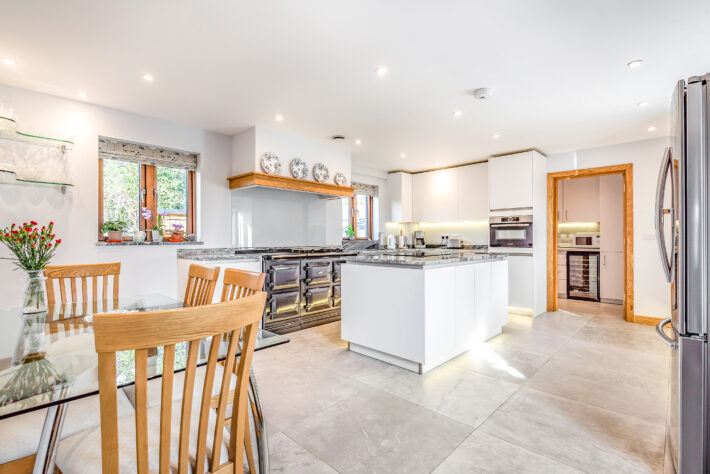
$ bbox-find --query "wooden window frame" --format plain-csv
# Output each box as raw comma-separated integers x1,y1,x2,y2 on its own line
346,193,373,240
98,158,195,240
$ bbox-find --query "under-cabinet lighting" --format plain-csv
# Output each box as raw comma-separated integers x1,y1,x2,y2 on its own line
557,222,599,228
418,220,489,227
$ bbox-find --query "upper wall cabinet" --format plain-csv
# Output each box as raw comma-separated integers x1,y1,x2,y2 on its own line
560,176,599,222
488,152,534,210
457,162,488,221
386,171,413,222
412,168,459,222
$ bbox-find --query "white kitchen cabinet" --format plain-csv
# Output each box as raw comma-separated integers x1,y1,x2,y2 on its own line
600,250,624,302
386,171,413,223
491,259,509,326
412,168,458,222
562,176,599,222
599,174,624,252
489,152,533,211
457,162,488,221
507,255,534,313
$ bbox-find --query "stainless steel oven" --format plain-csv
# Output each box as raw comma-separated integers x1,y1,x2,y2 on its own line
489,215,533,249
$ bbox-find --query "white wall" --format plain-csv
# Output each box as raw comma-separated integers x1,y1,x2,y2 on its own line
232,126,351,184
547,136,671,318
0,83,233,307
231,187,341,247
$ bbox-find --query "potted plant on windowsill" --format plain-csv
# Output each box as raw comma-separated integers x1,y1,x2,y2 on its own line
170,223,184,242
101,220,128,242
346,225,356,240
141,208,164,243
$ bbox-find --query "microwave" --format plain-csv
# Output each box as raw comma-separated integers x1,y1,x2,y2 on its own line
572,233,600,248
489,215,533,248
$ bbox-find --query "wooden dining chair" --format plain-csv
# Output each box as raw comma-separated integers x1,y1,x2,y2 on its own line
44,262,121,338
55,293,267,474
216,268,266,473
184,264,221,307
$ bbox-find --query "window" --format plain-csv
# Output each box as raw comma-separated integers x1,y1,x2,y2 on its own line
99,160,195,237
98,137,198,240
342,193,373,239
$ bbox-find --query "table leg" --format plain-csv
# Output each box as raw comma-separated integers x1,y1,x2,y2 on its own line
248,369,269,474
33,386,68,474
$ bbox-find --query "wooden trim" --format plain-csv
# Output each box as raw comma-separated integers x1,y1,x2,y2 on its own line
367,195,374,239
98,158,104,240
547,164,635,322
188,170,196,235
633,314,664,326
142,164,157,231
227,172,354,198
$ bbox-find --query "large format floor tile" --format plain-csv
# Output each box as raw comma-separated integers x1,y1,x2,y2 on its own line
284,387,473,474
432,430,583,474
357,363,519,428
448,341,551,384
480,388,666,473
268,431,336,473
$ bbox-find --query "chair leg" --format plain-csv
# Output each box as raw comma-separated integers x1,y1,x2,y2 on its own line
244,413,256,474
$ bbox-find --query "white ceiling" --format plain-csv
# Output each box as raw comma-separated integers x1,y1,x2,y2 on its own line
0,0,708,172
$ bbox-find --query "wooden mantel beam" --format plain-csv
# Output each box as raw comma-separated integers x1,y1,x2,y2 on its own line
227,172,355,198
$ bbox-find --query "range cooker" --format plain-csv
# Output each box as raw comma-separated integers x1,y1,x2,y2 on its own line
261,248,358,334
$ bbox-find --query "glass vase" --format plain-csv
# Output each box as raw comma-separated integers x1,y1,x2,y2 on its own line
22,270,47,314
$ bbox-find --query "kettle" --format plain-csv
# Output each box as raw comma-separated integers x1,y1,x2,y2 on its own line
386,234,397,249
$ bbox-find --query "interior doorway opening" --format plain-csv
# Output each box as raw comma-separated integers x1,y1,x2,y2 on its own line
547,164,635,322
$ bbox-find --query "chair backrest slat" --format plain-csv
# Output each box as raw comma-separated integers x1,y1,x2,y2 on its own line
134,348,149,474
210,331,240,471
44,263,121,315
178,340,199,474
184,264,220,307
228,322,259,464
194,336,221,474
159,344,175,474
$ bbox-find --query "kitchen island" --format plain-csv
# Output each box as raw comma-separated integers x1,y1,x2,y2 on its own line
341,252,508,374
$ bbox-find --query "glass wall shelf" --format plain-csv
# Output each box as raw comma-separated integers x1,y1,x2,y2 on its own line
0,169,73,193
0,116,74,150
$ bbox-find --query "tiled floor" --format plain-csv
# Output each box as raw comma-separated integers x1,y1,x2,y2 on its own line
252,300,671,473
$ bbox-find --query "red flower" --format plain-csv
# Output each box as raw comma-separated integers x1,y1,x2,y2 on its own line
22,223,27,226
51,234,55,238
31,244,36,248
11,230,17,234
24,227,32,232
49,221,54,226
41,226,45,231
55,239,62,245
46,244,51,248
30,221,37,226
4,233,8,238
41,236,46,240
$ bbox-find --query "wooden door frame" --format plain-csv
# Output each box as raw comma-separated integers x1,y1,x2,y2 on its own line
547,164,635,322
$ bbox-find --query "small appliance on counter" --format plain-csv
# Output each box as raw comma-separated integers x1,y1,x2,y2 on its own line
572,233,600,248
446,238,461,249
413,230,426,249
386,234,397,249
440,235,449,247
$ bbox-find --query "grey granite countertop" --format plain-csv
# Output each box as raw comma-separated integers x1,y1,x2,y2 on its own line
345,250,506,268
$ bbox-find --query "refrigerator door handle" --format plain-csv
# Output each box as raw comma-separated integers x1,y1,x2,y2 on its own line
654,147,676,283
655,317,679,349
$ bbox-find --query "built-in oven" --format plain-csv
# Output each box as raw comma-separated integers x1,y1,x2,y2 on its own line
489,215,533,249
263,258,301,330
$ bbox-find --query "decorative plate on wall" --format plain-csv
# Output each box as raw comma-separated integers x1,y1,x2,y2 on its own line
260,152,281,175
313,163,329,183
290,158,308,179
334,172,347,186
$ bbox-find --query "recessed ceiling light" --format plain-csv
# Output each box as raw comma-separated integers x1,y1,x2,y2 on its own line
375,66,388,77
275,114,284,122
142,73,154,82
2,58,16,67
627,59,643,68
355,139,362,145
637,101,649,107
648,126,657,132
452,110,463,118
400,153,406,158
492,133,501,139
76,92,87,100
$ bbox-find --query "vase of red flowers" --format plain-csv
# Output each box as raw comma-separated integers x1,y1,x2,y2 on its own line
0,221,62,314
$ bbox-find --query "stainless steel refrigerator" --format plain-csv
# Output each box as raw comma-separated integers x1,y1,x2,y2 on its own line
655,75,709,473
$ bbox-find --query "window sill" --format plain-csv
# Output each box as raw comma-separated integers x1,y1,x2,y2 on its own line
96,241,204,247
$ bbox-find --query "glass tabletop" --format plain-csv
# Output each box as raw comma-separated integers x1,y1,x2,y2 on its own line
0,294,288,420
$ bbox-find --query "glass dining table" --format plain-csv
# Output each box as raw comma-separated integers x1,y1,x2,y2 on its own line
0,293,288,474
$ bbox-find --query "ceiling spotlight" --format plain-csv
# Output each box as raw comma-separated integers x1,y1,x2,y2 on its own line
275,114,284,122
2,58,16,67
375,66,388,77
452,110,463,118
648,126,657,132
76,92,87,100
627,59,643,68
492,133,501,139
637,101,649,107
355,139,362,145
400,153,406,158
142,73,154,82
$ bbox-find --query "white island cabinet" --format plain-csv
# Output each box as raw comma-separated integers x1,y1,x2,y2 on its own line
341,254,508,374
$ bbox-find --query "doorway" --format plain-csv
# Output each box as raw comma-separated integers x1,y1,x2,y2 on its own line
547,164,634,322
